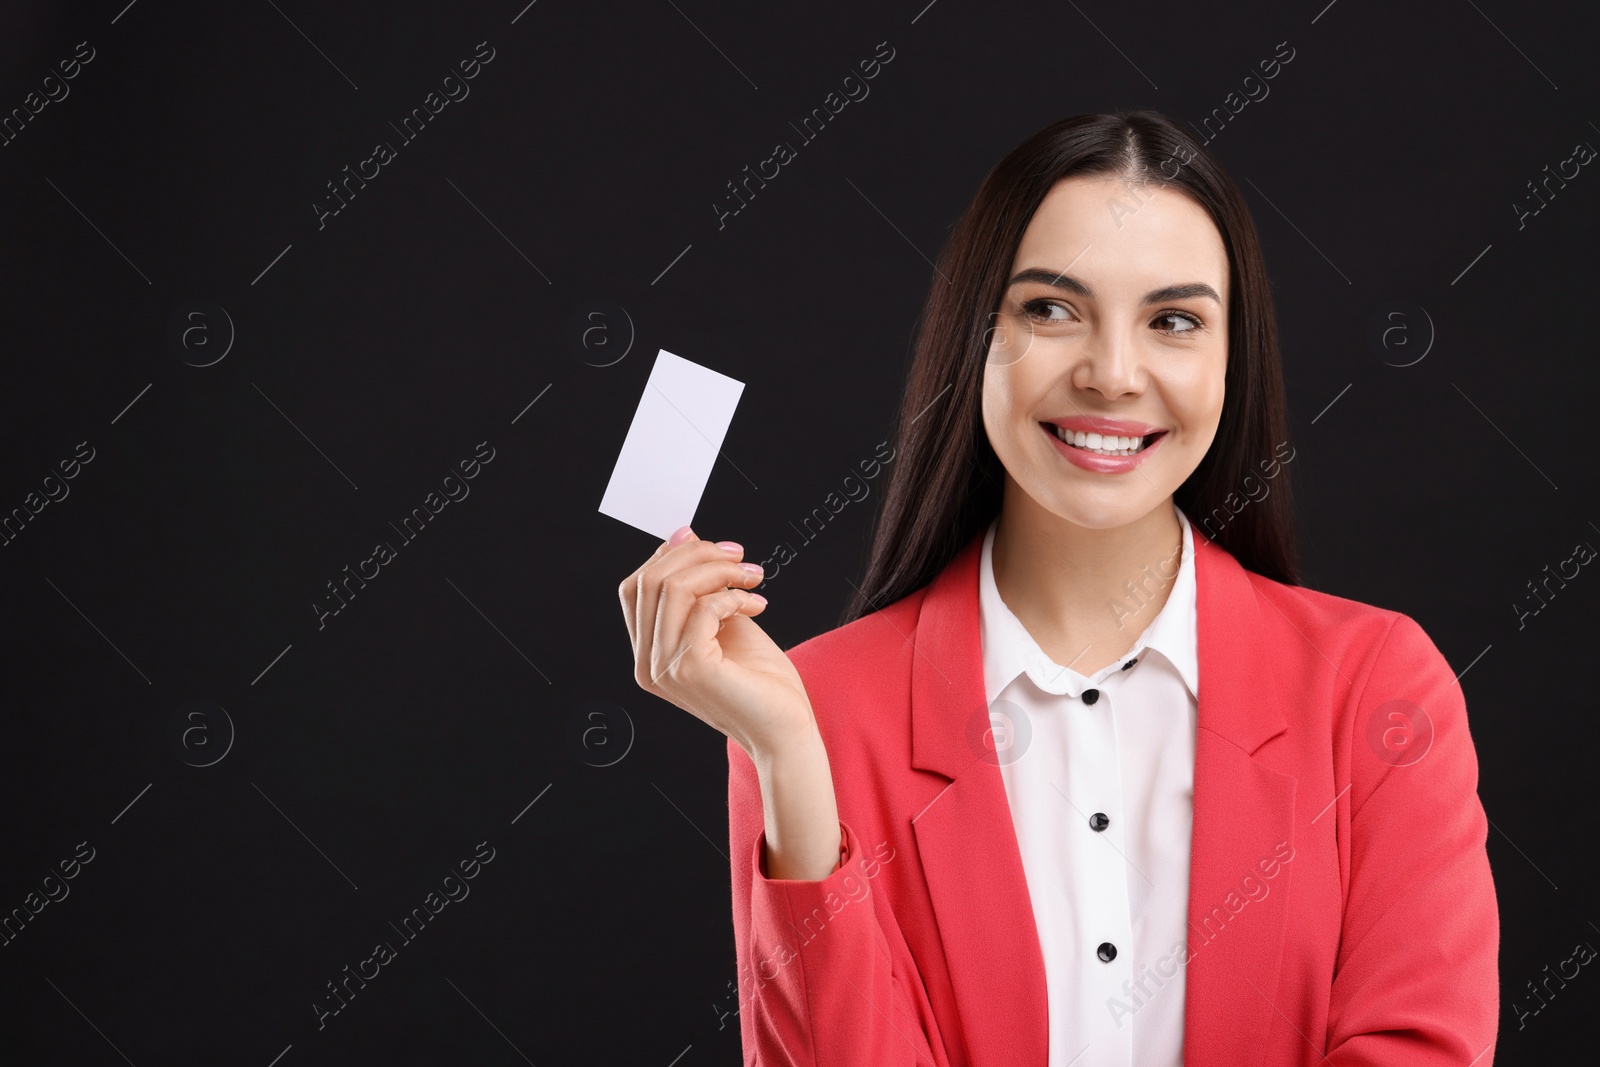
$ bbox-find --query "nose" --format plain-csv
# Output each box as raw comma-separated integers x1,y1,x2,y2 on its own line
1070,319,1144,401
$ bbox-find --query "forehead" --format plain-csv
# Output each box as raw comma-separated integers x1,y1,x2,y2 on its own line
1011,175,1229,299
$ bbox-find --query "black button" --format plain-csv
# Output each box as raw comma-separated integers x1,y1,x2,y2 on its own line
1097,942,1117,962
1121,659,1137,671
1089,812,1110,832
1082,688,1100,705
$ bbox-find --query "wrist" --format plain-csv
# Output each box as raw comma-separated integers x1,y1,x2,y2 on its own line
742,706,823,767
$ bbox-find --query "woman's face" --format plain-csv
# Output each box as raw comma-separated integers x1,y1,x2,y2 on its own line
981,174,1230,530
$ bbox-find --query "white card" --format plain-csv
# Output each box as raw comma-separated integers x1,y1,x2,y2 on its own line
599,348,746,541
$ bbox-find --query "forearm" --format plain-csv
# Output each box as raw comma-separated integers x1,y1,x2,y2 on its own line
751,723,842,882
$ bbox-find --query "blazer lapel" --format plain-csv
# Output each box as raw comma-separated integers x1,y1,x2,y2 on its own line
1181,529,1297,1066
905,523,1297,1067
909,529,1050,1065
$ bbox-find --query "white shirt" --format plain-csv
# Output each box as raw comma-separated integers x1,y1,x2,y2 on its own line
977,502,1199,1067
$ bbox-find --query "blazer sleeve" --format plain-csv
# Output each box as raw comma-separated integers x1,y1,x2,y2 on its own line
726,736,942,1066
1326,612,1500,1064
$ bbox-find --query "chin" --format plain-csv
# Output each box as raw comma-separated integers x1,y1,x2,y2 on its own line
1035,489,1161,531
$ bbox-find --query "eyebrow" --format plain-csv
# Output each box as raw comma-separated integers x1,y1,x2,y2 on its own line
1006,268,1223,307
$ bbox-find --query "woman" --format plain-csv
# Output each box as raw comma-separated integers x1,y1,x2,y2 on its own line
618,110,1499,1066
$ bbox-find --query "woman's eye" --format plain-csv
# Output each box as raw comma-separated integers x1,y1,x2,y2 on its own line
1021,298,1071,323
1154,311,1202,335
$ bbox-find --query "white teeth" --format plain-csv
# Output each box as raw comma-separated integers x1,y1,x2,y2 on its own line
1052,424,1152,456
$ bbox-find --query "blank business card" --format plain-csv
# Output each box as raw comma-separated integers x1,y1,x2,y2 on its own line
599,348,746,541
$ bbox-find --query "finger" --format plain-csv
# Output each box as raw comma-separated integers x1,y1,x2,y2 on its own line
621,555,658,649
637,534,743,649
680,585,766,657
637,535,709,661
660,585,767,686
620,530,688,632
623,527,714,663
650,556,764,683
650,555,762,682
632,534,740,685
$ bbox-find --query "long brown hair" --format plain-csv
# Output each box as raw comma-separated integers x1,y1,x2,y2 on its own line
841,109,1299,627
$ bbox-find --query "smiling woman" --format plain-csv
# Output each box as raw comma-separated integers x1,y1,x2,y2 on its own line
618,108,1500,1067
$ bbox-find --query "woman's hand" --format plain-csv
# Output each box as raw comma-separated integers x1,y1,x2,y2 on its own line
619,526,815,759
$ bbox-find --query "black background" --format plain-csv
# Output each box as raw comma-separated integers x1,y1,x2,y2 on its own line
1,0,1596,1063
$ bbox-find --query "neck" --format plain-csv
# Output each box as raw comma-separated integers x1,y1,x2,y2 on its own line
990,477,1184,675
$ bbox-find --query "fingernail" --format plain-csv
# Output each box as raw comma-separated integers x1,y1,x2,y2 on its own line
668,525,694,545
749,592,767,604
739,561,762,574
716,541,743,554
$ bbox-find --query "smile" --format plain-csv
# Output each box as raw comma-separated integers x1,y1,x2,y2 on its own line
1039,421,1168,474
1046,423,1161,457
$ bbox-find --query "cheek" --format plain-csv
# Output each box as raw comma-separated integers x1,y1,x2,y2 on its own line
1205,363,1227,423
988,311,1057,371
980,368,1036,464
1171,353,1227,429
984,362,1043,434
989,317,1029,364
979,374,1006,447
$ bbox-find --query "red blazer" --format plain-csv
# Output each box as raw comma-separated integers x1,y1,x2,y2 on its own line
726,522,1499,1066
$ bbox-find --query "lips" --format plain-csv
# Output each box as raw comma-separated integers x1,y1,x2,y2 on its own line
1042,415,1164,437
1040,419,1168,474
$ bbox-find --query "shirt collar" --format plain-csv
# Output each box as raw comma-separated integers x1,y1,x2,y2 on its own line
977,502,1200,705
